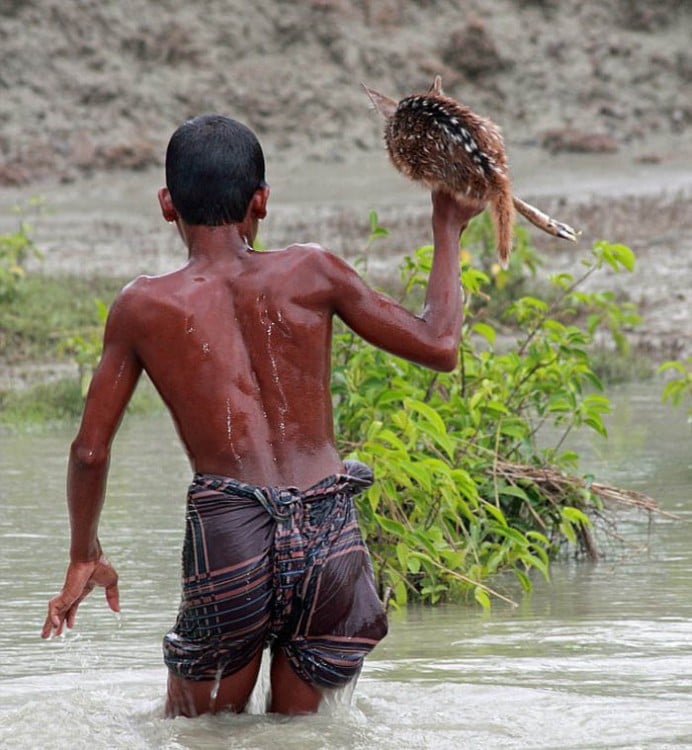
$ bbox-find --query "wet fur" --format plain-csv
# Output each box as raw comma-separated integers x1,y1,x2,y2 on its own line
364,76,579,267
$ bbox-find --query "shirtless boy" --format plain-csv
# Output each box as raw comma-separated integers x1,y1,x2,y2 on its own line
42,114,482,716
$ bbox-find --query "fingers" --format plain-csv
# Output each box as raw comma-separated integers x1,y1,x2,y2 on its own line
41,581,116,639
65,597,84,630
41,618,60,639
432,189,485,228
105,580,121,614
41,560,102,639
93,557,120,612
41,605,61,639
41,593,74,639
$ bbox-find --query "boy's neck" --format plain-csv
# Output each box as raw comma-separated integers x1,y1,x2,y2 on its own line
183,222,254,261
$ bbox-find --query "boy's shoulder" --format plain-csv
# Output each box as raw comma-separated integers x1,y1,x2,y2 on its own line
109,271,178,318
116,272,167,301
275,242,354,274
272,241,328,258
256,242,346,276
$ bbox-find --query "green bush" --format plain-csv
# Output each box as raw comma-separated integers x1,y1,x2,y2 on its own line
333,217,642,608
0,275,125,363
0,374,163,426
58,299,109,395
0,379,84,424
0,198,44,302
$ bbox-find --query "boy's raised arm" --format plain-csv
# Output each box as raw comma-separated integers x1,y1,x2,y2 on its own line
330,190,484,370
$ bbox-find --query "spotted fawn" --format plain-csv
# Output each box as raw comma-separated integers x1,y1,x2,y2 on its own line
363,75,579,267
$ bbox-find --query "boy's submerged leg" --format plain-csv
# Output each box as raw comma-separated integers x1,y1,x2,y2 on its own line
165,650,263,717
269,649,322,714
165,649,322,716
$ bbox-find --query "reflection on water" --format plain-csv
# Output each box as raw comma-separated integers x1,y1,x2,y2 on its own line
1,381,690,749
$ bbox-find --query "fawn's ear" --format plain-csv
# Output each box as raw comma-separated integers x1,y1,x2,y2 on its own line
430,75,444,96
362,83,398,119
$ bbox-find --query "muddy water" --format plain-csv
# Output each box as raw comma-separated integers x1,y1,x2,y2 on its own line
1,380,690,749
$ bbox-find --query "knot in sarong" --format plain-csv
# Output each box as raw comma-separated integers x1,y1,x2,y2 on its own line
251,460,374,637
250,459,374,522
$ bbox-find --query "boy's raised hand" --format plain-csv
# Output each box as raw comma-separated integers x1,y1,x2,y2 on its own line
431,189,485,237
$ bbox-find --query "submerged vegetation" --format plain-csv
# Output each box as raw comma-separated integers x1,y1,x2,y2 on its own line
660,357,692,416
0,207,683,607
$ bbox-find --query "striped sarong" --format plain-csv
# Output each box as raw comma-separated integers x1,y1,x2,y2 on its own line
162,460,388,688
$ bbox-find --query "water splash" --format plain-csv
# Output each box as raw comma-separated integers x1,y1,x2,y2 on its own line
113,359,127,391
225,398,243,468
321,677,359,712
210,664,224,704
245,649,272,714
225,398,232,444
274,309,291,338
260,308,288,441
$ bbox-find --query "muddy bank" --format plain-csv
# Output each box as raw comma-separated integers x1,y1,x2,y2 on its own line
0,0,691,186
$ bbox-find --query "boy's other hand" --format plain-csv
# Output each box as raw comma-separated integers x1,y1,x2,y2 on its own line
41,556,120,638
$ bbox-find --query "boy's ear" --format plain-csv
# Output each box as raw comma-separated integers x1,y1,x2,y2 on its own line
251,184,270,220
158,187,178,223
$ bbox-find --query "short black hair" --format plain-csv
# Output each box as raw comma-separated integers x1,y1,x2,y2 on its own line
165,114,266,226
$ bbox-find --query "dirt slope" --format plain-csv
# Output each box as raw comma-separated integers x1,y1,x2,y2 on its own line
0,0,690,184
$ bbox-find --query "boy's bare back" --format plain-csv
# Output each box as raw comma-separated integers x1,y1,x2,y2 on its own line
105,203,471,491
114,241,346,490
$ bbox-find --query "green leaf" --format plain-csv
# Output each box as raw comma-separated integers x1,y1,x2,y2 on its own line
394,579,408,606
497,484,530,502
474,586,491,610
396,542,408,569
366,483,381,513
492,524,529,546
404,397,447,436
375,514,407,537
480,499,509,525
374,428,409,454
472,322,496,345
514,569,533,593
562,506,592,526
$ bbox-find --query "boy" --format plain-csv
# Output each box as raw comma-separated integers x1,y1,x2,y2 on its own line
42,113,482,716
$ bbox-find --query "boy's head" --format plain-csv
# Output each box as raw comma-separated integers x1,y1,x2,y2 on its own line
165,114,266,226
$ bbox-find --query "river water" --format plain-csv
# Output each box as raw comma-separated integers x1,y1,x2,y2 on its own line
0,380,690,749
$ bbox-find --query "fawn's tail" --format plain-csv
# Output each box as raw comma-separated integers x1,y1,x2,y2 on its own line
489,179,515,268
513,196,580,242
